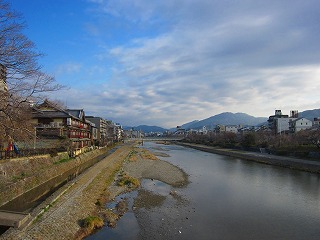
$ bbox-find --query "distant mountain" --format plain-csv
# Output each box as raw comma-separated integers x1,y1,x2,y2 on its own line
124,109,320,134
181,120,199,129
300,109,320,120
168,120,199,132
123,125,168,133
181,112,268,130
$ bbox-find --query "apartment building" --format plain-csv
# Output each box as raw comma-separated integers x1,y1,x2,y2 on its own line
86,116,108,146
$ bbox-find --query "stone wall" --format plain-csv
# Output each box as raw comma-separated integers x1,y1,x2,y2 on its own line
0,147,109,207
177,142,320,174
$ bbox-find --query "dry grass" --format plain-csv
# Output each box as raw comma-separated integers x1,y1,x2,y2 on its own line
75,216,104,239
102,209,119,228
117,172,140,188
127,148,139,162
140,149,159,160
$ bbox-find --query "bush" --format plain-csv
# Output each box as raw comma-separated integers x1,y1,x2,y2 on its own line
117,173,140,188
82,216,104,231
241,133,256,148
49,149,58,157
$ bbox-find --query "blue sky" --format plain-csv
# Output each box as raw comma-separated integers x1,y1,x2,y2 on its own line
9,0,320,128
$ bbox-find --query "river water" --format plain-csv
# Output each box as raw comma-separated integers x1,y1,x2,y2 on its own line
88,142,320,240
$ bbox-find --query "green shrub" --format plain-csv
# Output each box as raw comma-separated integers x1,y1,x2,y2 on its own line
82,216,104,231
117,174,140,188
53,157,73,164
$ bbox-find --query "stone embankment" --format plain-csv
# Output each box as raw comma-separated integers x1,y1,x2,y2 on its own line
1,144,131,240
0,146,111,207
177,142,320,173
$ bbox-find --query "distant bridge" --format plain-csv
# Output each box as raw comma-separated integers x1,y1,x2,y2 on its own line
125,137,185,142
142,137,185,141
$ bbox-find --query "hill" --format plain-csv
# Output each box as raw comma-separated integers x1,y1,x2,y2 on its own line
181,112,267,130
300,109,320,120
124,109,320,133
123,125,168,133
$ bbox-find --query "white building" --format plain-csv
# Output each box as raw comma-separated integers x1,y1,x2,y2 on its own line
289,118,313,133
198,126,208,135
268,110,298,134
313,118,320,126
225,125,238,133
276,118,296,134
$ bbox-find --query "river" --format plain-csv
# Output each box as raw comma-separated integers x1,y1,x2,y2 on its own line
88,142,320,240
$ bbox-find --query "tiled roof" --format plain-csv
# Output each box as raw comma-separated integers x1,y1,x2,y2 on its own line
66,109,84,120
32,110,70,118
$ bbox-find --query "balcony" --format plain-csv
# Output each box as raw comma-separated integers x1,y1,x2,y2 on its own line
37,122,64,128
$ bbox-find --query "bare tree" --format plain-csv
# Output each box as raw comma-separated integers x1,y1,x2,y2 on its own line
0,0,63,148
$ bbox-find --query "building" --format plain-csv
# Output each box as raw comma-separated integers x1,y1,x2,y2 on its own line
105,120,115,144
126,129,143,138
86,116,108,146
313,118,320,126
112,123,123,142
215,124,226,133
32,100,92,156
86,119,98,146
175,126,186,135
268,110,298,134
289,118,313,133
225,125,239,133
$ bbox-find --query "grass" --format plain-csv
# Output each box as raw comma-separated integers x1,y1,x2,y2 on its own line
11,172,29,182
117,173,140,188
82,216,104,231
53,157,73,165
33,203,54,223
75,215,104,239
140,149,159,160
103,209,119,228
127,149,139,161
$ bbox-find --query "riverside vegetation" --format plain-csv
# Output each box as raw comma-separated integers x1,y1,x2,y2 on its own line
183,130,320,158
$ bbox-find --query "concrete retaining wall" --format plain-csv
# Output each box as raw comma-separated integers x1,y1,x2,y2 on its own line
0,147,110,207
177,142,320,174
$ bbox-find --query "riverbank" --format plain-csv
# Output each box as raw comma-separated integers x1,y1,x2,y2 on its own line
177,142,320,174
0,142,188,240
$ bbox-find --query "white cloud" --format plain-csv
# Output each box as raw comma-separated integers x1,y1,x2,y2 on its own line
55,0,320,127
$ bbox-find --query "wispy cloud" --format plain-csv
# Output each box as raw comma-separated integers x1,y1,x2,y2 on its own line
56,0,320,127
55,62,82,75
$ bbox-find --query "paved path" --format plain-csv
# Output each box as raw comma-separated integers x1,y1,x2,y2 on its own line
178,142,320,173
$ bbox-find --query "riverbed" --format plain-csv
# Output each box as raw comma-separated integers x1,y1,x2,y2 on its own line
88,141,320,240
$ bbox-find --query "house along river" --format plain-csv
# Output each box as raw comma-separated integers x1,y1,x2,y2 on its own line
87,142,320,240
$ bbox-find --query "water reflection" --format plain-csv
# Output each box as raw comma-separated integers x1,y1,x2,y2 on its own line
89,142,320,240
86,191,139,240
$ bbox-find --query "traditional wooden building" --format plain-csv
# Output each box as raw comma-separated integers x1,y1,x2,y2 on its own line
32,100,92,156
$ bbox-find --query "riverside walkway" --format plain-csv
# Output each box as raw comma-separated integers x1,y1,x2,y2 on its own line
178,142,320,174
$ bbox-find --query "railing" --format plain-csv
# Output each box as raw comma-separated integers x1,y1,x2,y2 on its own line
37,122,64,128
0,148,64,160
